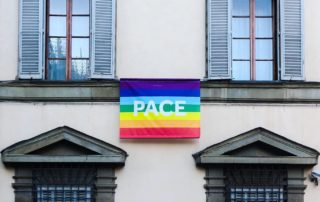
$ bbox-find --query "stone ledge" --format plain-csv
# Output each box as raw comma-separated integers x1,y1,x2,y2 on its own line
2,80,320,103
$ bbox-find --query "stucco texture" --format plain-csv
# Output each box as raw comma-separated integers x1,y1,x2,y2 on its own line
0,102,320,202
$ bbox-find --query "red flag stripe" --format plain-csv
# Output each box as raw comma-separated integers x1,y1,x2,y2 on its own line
120,128,200,139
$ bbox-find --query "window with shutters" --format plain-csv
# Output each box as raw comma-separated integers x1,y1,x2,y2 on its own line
207,0,304,81
19,0,115,80
47,0,91,80
232,0,277,81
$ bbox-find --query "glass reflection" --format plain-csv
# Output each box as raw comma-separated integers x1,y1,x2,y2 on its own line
232,39,250,59
49,38,66,58
49,17,66,36
256,18,273,38
256,0,272,16
72,38,89,58
72,0,90,14
50,0,66,14
232,61,250,80
232,18,250,38
233,0,249,16
256,39,273,59
256,61,273,80
48,60,66,80
72,17,89,36
72,60,90,80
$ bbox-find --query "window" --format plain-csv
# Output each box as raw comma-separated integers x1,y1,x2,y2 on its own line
2,126,128,202
232,0,276,81
193,127,319,202
207,0,304,81
47,0,90,80
33,164,96,202
18,0,115,80
225,165,287,202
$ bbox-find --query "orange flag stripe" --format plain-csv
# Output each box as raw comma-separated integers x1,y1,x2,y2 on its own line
120,120,200,128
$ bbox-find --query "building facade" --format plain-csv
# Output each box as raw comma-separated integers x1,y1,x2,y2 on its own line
1,0,320,201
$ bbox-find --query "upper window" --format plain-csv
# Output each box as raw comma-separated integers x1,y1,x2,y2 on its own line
47,0,90,80
207,0,304,81
18,0,115,80
232,0,276,81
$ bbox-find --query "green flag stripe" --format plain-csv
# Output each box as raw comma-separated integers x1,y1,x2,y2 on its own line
120,104,200,112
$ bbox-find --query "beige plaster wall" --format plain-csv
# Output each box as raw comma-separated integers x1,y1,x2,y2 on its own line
1,0,320,81
0,0,18,80
0,102,320,202
304,0,320,81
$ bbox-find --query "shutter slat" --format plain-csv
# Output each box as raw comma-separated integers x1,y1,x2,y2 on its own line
19,0,43,79
91,0,115,79
207,0,231,79
281,0,304,80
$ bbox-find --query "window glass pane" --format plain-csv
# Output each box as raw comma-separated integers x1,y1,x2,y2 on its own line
72,0,90,14
49,38,66,58
256,18,273,38
233,0,249,16
256,0,272,16
72,60,90,80
50,0,66,14
232,18,250,38
256,61,273,80
232,39,250,59
72,17,90,36
49,17,66,36
48,60,66,80
232,61,250,80
72,38,89,58
256,39,273,59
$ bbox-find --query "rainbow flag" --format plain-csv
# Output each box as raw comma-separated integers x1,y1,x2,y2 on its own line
120,79,200,138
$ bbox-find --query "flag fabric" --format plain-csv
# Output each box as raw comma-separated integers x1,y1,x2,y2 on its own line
120,79,200,138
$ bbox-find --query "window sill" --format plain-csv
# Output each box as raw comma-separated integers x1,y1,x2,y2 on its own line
1,80,320,103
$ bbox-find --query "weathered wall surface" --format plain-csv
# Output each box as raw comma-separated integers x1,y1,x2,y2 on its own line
0,102,319,202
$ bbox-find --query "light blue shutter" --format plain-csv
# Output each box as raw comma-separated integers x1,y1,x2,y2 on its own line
19,0,44,79
207,0,232,79
280,0,304,80
91,0,115,79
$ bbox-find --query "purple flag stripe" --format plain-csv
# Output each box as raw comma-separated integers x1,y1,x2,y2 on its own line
120,80,200,89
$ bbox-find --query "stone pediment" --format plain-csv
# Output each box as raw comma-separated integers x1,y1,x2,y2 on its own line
193,127,319,165
2,126,128,165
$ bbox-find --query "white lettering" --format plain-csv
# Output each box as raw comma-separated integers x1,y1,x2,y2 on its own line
159,100,173,116
133,101,145,116
175,101,186,116
144,100,159,116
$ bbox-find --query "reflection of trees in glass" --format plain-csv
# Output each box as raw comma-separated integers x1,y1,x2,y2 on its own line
71,47,90,80
48,38,66,80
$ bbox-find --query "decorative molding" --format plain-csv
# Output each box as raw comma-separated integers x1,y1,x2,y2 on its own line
1,126,128,165
3,80,320,103
193,127,319,166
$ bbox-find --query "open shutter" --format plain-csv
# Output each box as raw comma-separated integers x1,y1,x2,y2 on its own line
91,0,115,79
19,0,44,79
207,0,231,79
280,0,304,80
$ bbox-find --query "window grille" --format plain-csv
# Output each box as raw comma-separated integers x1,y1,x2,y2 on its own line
32,164,96,202
225,165,287,202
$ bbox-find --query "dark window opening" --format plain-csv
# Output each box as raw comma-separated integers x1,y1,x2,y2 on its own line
32,164,97,202
224,165,287,202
